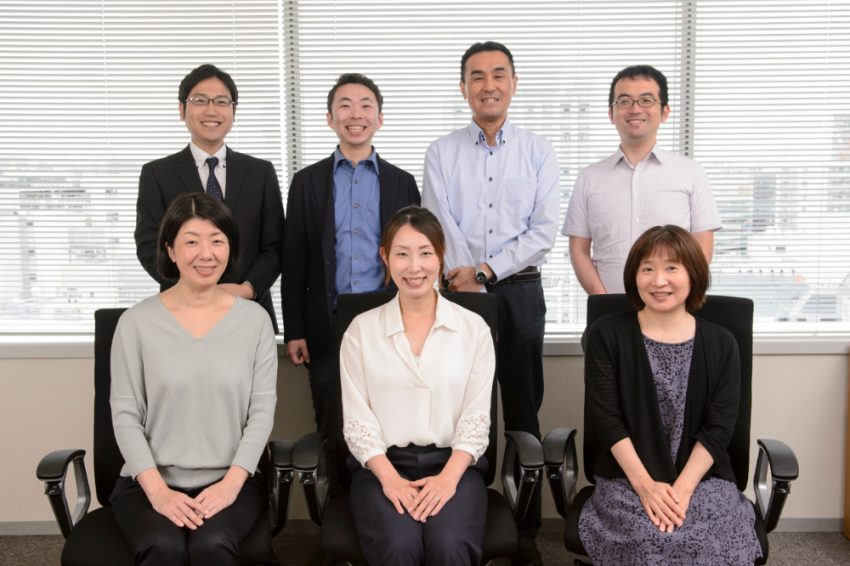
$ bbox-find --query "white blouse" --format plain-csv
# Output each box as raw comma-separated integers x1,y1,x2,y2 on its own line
340,292,495,466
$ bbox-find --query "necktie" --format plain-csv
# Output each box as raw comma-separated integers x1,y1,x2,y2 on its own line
206,157,223,200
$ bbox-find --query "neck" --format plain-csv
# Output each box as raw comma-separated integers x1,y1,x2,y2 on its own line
192,139,225,156
398,289,438,318
339,144,373,167
474,117,507,147
637,306,694,341
619,138,655,167
166,280,224,308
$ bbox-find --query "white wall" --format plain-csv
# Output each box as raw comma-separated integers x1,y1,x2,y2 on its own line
1,351,846,533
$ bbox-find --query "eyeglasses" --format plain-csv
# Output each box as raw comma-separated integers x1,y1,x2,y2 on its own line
612,96,660,109
185,95,236,107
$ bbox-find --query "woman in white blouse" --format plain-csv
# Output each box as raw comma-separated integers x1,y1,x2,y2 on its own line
340,206,495,565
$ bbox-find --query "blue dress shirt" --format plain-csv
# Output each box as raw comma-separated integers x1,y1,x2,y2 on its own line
333,147,383,295
422,120,560,280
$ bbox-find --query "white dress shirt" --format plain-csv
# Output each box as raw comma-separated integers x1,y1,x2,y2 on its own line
340,292,495,466
422,120,560,280
563,146,721,293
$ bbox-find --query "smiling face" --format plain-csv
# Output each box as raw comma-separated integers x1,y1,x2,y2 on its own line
180,77,234,153
461,50,517,127
381,224,441,301
167,217,230,289
609,76,669,146
635,248,691,315
327,82,383,156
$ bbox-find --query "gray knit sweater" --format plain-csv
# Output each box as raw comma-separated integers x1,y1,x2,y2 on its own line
110,295,277,489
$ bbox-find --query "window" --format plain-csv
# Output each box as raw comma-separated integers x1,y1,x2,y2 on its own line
2,0,848,337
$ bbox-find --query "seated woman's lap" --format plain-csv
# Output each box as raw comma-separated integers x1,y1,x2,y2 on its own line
348,446,488,566
110,475,266,566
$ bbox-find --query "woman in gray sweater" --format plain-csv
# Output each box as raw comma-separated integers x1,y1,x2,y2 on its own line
109,193,277,565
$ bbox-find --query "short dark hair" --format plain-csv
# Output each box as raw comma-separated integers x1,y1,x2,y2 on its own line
179,64,239,108
623,225,710,313
157,192,240,281
460,41,515,82
608,64,669,108
380,206,446,286
327,73,384,113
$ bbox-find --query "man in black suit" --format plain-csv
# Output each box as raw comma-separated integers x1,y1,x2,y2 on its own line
135,64,284,330
283,73,419,490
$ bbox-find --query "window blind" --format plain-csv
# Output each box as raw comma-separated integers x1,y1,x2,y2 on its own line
1,0,848,337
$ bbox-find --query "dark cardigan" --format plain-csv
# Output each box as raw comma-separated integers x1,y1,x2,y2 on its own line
583,310,740,485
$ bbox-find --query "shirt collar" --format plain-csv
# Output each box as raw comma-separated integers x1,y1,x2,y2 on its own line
333,146,380,174
383,292,460,337
189,142,227,169
467,118,512,148
611,143,663,169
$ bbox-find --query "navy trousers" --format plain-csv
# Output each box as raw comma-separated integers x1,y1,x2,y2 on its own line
348,446,488,566
486,278,546,537
305,343,348,495
110,474,266,566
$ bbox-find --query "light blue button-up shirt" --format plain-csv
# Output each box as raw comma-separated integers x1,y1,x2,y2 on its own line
333,147,383,295
422,119,560,280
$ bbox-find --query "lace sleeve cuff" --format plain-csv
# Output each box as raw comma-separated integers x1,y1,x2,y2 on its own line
343,418,387,465
452,410,491,462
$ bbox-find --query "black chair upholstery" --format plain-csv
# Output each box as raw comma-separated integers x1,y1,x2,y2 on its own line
543,294,799,565
293,291,544,564
36,308,295,566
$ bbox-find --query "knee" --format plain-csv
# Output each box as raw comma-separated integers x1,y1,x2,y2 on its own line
425,529,482,566
188,529,239,564
363,531,424,566
135,531,187,565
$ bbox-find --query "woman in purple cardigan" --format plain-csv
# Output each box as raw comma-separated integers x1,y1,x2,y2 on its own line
579,225,762,565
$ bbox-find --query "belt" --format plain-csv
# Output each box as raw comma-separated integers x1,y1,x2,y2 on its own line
490,266,541,286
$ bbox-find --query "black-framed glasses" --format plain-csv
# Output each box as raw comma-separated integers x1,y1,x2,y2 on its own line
185,95,236,107
612,96,659,109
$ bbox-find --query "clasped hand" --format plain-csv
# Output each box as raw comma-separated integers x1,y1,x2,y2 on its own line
380,472,459,522
635,480,691,533
149,479,241,529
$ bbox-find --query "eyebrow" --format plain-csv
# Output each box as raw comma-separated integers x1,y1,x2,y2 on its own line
337,96,374,104
616,92,657,98
470,67,509,76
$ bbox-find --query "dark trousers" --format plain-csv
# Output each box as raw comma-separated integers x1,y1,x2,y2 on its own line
487,278,546,537
348,446,488,566
110,474,266,566
305,346,348,494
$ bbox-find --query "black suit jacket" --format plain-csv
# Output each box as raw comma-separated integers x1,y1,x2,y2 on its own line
282,153,420,355
134,145,284,331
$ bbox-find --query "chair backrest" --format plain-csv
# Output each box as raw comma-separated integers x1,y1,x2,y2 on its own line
93,308,127,506
335,291,500,486
585,294,754,491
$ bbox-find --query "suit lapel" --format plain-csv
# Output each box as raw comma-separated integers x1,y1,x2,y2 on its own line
224,146,246,210
173,145,204,193
377,155,397,228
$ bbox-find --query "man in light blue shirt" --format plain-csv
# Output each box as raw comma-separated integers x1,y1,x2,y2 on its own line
283,74,420,493
422,41,559,565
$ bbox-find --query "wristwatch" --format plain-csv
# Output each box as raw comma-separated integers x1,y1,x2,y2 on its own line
475,265,494,285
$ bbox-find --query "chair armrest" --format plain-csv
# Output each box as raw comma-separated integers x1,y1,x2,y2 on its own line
542,428,578,519
501,431,544,522
293,432,328,525
754,438,799,533
268,440,295,535
35,449,91,539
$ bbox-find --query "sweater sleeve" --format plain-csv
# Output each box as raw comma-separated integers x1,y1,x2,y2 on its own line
231,311,278,474
451,317,495,462
110,312,157,479
584,319,631,451
694,327,740,465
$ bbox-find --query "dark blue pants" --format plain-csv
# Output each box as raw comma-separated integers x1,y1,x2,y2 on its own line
487,278,546,537
110,474,266,566
348,446,488,566
305,346,348,495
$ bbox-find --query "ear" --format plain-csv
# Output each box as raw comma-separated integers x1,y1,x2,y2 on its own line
608,107,614,123
511,73,518,94
166,244,177,263
379,246,388,267
326,111,333,129
661,104,671,123
459,80,468,100
179,102,186,120
376,112,384,130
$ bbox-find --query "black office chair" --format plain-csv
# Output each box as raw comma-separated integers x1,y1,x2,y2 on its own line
36,308,295,566
543,294,799,566
293,291,544,564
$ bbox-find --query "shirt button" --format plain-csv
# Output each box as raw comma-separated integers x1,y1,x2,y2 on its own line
489,151,493,156
489,177,493,182
353,281,358,286
354,179,359,184
489,203,493,208
489,254,494,259
489,229,493,234
353,228,359,234
353,255,359,260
